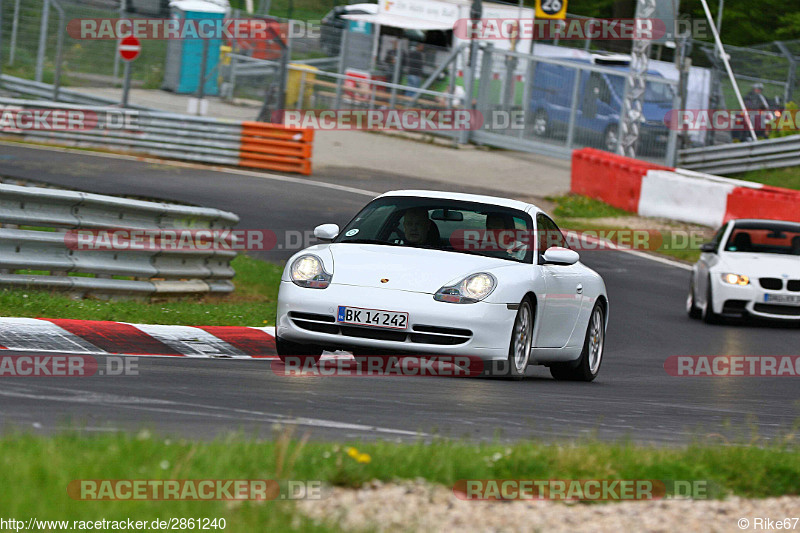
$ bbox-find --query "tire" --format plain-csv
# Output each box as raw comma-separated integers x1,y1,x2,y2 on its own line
550,302,605,382
485,297,533,379
530,109,549,138
687,276,702,319
702,278,721,325
276,336,323,366
603,125,619,152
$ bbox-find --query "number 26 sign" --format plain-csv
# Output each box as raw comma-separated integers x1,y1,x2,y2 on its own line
535,0,567,19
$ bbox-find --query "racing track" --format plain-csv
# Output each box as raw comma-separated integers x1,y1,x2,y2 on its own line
0,143,797,444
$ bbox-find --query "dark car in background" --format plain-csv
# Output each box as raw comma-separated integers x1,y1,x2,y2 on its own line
320,3,378,56
528,57,673,154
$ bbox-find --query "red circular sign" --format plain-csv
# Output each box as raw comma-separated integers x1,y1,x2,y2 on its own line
119,35,141,62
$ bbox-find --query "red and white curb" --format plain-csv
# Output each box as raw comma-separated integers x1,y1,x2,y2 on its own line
0,318,281,359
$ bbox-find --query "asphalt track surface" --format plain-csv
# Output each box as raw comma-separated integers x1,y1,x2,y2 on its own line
0,142,798,444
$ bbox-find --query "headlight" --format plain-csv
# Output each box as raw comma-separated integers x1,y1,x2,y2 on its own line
290,254,332,288
434,273,496,304
721,273,750,286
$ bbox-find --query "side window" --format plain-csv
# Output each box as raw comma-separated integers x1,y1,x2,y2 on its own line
586,73,611,104
597,78,611,104
710,223,728,247
537,214,567,253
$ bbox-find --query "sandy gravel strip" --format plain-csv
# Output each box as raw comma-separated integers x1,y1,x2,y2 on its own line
298,480,800,532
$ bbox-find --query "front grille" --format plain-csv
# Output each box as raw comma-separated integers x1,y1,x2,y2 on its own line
760,278,783,290
788,280,800,292
753,304,800,316
289,312,338,334
410,324,473,345
287,312,472,345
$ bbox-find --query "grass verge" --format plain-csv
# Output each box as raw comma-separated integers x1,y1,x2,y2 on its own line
731,166,800,191
0,255,283,327
558,219,704,263
1,429,799,528
547,194,633,219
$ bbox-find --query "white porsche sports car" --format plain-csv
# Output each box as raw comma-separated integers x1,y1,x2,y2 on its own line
276,190,609,381
688,219,800,323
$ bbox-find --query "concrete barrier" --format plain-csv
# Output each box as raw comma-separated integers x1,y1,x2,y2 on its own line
571,147,800,227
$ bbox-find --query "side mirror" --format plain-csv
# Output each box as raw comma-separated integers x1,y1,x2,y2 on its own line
542,247,580,265
314,224,339,241
700,242,717,253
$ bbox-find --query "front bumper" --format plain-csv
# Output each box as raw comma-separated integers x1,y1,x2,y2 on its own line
712,281,800,320
276,281,518,361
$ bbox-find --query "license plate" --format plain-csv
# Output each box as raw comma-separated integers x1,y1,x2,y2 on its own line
337,306,408,329
764,294,800,306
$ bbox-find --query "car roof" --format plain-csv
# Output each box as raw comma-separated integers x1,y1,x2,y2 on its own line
341,3,378,12
376,190,543,215
730,219,800,230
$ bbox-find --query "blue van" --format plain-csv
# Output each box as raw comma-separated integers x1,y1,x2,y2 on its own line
528,58,673,153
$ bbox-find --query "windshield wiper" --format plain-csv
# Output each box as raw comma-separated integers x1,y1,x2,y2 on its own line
338,238,398,246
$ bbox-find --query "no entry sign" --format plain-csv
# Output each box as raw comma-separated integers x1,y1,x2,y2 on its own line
119,35,141,61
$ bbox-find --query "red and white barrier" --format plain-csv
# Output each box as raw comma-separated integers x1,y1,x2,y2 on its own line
571,148,800,227
0,318,277,358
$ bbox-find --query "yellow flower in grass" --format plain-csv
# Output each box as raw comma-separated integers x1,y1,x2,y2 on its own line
345,447,371,463
356,453,371,464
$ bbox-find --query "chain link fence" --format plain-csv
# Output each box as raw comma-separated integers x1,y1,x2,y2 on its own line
4,2,796,161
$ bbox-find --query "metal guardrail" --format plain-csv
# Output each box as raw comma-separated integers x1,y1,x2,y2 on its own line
1,74,155,111
0,97,244,167
0,183,239,296
0,97,314,174
678,135,800,175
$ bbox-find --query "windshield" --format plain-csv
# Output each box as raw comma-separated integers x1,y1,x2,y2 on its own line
334,196,534,263
724,222,800,255
607,75,673,103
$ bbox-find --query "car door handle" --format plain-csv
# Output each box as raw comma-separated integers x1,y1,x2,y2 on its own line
576,284,583,294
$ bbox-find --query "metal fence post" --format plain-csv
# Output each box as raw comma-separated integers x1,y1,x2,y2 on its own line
519,56,535,139
665,90,680,167
35,0,51,83
0,0,4,79
51,0,65,101
296,69,306,110
476,44,493,115
775,41,796,104
197,39,210,103
334,29,348,111
389,46,402,109
565,65,582,149
228,54,238,102
9,0,20,66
